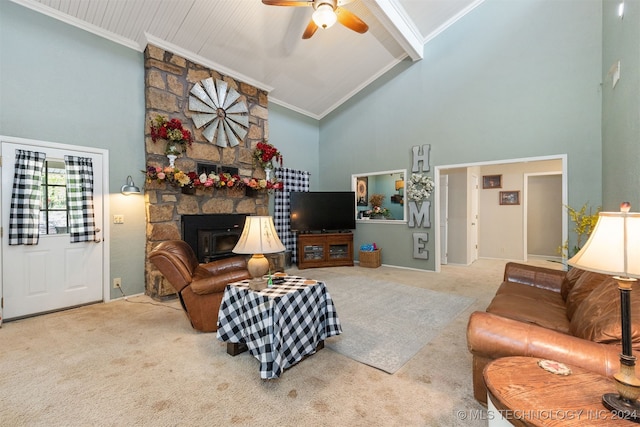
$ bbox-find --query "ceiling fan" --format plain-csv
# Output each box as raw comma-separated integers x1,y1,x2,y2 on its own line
262,0,369,39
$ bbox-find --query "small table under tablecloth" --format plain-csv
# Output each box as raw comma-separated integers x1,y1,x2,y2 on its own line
216,276,342,379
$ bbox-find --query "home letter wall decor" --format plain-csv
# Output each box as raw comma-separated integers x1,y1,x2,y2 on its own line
409,144,432,260
412,232,429,259
411,144,430,173
408,201,431,228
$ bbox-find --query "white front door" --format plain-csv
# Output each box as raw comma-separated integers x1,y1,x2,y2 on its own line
1,140,105,320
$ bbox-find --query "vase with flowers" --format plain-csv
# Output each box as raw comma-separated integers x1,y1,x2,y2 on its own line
253,141,282,181
150,115,193,166
367,194,391,219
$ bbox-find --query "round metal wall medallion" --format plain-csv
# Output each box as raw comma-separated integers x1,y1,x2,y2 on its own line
188,78,249,147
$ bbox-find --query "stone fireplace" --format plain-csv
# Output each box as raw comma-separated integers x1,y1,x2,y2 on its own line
144,45,270,300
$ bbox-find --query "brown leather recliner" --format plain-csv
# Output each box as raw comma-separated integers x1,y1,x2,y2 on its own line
148,240,251,332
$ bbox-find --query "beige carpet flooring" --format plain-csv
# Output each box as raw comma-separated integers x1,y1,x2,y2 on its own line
0,257,561,426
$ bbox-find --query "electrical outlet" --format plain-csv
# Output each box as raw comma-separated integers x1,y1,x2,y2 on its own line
113,215,124,224
113,278,122,289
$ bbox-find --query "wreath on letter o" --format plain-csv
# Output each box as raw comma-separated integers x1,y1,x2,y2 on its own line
406,174,435,202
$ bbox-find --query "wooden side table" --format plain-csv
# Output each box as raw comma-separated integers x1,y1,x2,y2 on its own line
484,356,638,426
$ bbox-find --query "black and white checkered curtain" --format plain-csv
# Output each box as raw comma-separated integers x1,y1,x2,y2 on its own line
9,150,46,245
274,167,310,263
65,155,96,243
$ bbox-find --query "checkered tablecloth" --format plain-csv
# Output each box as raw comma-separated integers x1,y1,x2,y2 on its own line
216,276,342,379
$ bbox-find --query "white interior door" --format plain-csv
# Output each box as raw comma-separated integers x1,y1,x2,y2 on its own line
1,140,105,320
470,174,479,263
439,174,448,265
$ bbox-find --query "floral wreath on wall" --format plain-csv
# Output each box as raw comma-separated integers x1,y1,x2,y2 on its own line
406,173,435,202
150,115,193,155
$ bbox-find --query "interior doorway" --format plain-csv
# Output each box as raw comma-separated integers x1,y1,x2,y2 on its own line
524,173,563,261
434,155,567,272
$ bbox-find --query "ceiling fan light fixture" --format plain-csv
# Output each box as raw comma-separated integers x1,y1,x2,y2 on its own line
312,4,337,29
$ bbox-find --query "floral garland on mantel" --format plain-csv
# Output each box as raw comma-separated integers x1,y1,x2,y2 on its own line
406,173,435,202
144,166,283,191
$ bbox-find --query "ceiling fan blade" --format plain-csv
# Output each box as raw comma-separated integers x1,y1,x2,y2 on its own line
302,19,319,39
262,0,312,6
335,6,368,34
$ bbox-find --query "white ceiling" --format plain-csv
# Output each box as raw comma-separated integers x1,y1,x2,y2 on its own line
12,0,483,119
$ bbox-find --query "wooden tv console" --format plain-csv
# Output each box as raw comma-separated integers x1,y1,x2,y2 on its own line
297,232,354,269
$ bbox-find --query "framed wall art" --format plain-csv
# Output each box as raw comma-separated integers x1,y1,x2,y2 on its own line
482,174,502,189
499,191,520,205
356,177,368,206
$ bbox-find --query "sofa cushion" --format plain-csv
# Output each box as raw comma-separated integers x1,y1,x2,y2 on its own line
495,281,566,309
570,278,640,350
561,267,586,302
486,292,570,333
565,271,610,320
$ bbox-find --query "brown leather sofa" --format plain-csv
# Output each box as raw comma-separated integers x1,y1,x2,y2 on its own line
149,240,251,332
467,262,640,404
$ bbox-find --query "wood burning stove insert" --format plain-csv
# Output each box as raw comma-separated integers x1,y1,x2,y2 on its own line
182,214,247,263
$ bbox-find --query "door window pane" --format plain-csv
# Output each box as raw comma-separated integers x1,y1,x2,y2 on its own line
40,160,68,234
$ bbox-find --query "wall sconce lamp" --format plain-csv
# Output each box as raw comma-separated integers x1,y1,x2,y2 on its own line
395,180,404,192
568,202,640,420
121,175,141,195
232,216,286,291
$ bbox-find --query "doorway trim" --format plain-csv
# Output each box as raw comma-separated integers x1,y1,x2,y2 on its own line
0,135,111,303
523,171,563,262
433,154,567,273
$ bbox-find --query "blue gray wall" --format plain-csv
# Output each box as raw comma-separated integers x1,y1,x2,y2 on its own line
602,0,640,210
0,1,146,298
3,0,629,278
319,0,603,270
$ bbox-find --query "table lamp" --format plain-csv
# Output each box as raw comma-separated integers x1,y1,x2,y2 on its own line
568,202,640,420
232,216,285,291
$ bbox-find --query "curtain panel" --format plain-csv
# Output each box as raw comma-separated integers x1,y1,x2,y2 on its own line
9,150,46,245
274,168,311,263
65,155,96,243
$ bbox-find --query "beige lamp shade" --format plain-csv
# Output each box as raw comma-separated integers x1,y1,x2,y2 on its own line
233,216,286,255
568,211,640,278
395,180,404,191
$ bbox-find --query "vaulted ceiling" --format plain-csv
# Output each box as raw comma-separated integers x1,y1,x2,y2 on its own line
12,0,483,119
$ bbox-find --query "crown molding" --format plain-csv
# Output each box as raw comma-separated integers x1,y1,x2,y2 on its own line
10,0,140,51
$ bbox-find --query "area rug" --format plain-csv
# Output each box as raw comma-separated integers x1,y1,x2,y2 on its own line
319,273,475,374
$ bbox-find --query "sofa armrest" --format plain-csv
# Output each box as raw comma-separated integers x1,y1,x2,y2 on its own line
503,262,566,293
190,270,252,295
201,255,248,275
467,311,624,378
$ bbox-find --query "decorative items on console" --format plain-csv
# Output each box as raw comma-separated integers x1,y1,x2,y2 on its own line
366,194,391,219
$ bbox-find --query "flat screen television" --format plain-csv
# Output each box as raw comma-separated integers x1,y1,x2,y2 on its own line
289,191,356,232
